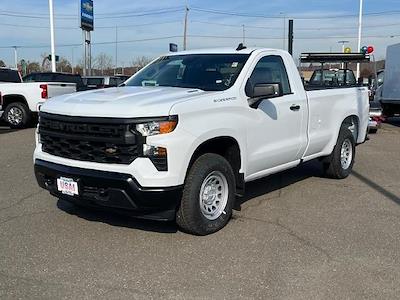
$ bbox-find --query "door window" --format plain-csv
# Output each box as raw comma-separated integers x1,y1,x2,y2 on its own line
246,55,291,96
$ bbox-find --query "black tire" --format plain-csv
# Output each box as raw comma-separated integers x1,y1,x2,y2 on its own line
176,153,236,235
4,102,31,129
368,128,378,134
324,128,356,179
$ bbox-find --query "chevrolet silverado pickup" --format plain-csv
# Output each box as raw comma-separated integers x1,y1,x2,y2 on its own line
34,47,369,235
0,81,76,128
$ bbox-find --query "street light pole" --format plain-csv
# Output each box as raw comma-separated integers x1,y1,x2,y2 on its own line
48,0,56,72
71,47,75,74
357,0,363,79
183,5,189,50
13,46,18,69
115,26,118,75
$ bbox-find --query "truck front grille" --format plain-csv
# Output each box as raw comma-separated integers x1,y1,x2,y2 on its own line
39,112,140,165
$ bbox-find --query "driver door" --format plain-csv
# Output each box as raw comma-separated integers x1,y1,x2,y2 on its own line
245,54,308,176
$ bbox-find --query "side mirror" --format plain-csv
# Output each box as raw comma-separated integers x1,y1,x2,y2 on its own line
247,82,283,108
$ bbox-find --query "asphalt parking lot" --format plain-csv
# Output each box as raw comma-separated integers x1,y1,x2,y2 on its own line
0,120,399,299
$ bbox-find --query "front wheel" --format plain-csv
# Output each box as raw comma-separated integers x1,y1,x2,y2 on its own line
4,102,31,129
324,128,356,179
176,153,236,235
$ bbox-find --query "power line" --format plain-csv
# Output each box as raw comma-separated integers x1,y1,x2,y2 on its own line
187,34,400,40
0,20,181,30
0,6,184,17
99,21,181,29
0,7,183,20
0,12,74,19
0,18,396,31
96,8,183,19
1,33,397,50
191,20,400,31
0,36,182,49
190,7,400,20
1,6,400,21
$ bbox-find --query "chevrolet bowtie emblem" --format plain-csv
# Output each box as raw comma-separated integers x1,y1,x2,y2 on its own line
105,147,117,155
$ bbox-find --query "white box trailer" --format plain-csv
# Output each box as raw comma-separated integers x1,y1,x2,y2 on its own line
381,43,400,116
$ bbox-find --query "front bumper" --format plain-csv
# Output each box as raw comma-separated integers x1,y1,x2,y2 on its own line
34,159,182,221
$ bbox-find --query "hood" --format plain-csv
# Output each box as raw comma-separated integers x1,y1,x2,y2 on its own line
41,86,211,118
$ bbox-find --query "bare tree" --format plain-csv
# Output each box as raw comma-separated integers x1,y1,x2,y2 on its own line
94,53,113,75
130,56,152,71
41,53,51,71
27,61,41,73
57,57,72,73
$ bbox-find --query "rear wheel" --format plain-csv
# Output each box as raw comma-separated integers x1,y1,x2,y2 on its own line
324,128,356,179
4,102,31,129
176,153,235,235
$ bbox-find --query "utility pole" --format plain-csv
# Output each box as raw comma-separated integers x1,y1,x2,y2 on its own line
356,0,363,79
48,0,56,72
183,5,189,50
13,46,18,69
115,26,118,75
242,24,245,44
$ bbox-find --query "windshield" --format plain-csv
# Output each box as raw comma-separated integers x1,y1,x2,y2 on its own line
125,54,250,91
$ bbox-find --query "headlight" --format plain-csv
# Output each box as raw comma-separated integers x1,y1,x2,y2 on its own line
135,116,178,136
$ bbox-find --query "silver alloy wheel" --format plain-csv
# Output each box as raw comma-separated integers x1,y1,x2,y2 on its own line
7,106,23,125
199,170,229,220
340,138,353,170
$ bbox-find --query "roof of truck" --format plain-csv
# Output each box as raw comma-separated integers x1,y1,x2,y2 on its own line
166,47,282,55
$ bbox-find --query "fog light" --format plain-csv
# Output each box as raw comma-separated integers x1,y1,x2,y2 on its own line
143,145,167,157
142,145,168,171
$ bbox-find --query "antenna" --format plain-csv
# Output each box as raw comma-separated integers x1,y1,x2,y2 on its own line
236,43,247,51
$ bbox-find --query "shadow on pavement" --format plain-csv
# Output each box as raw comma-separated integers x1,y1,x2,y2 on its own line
352,171,400,204
0,127,18,134
57,198,178,234
0,120,18,134
56,160,326,233
236,159,325,208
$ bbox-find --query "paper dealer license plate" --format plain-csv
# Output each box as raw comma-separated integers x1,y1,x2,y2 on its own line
57,177,79,196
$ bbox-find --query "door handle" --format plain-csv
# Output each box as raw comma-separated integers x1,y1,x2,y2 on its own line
290,104,301,111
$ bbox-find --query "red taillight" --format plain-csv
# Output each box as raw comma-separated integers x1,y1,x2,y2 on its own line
40,84,48,99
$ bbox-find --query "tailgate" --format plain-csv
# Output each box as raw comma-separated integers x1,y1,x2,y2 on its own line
47,82,76,98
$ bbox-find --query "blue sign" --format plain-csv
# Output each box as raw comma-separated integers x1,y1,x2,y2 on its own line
169,43,178,52
81,0,94,31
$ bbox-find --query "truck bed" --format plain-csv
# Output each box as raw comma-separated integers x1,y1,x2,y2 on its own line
303,86,369,158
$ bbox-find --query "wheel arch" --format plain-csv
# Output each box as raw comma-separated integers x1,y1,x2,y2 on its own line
186,136,244,195
321,114,361,158
2,94,29,109
341,114,360,142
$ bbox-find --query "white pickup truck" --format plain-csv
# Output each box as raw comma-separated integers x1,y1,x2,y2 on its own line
0,82,76,128
34,47,369,235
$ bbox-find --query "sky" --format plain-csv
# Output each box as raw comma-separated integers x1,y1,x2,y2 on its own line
0,0,399,67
